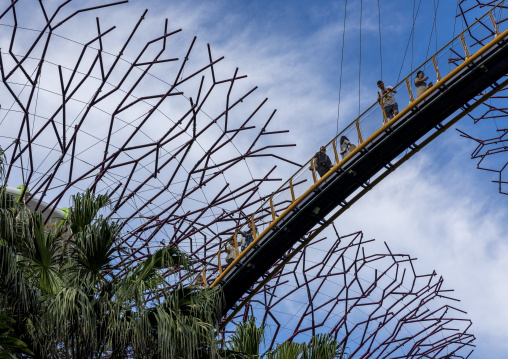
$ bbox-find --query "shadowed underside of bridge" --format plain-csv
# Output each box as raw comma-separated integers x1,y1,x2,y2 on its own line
216,30,508,315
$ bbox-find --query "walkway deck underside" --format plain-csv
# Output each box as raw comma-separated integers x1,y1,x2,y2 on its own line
219,34,508,313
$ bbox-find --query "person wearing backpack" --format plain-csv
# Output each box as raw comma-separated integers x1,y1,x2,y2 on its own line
311,146,333,177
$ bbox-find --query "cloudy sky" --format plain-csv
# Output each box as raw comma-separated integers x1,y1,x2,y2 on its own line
2,0,507,357
162,1,507,356
138,1,505,357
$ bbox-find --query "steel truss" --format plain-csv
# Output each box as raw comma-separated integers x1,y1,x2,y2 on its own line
0,1,477,358
224,229,475,358
0,0,297,279
457,0,508,194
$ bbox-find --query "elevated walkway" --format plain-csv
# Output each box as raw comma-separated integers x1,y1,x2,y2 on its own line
204,7,508,319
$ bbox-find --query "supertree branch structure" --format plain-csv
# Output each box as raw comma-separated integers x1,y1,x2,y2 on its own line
0,0,298,275
225,229,475,358
456,0,508,194
0,2,477,358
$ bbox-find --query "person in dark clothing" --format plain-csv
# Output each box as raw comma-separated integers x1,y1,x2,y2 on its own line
240,222,258,251
311,146,333,177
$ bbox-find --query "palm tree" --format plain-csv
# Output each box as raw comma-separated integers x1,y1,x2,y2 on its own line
0,186,223,358
0,314,34,358
224,316,346,359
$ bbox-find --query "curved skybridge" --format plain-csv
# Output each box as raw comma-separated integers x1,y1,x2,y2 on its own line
198,7,508,321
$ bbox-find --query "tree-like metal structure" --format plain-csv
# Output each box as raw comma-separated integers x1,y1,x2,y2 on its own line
0,0,298,279
456,0,508,194
224,228,475,358
0,1,476,358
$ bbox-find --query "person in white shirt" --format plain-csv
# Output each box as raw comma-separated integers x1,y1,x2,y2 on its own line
377,80,399,119
339,136,356,159
225,235,245,265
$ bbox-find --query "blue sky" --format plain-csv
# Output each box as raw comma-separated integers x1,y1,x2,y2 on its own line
1,0,507,357
152,1,506,357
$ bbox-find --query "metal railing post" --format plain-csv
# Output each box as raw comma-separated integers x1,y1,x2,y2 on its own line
269,195,276,221
250,214,257,239
218,251,223,274
432,55,441,81
355,119,364,143
406,78,415,102
460,34,471,58
332,141,340,164
289,177,296,202
379,98,388,124
489,10,500,36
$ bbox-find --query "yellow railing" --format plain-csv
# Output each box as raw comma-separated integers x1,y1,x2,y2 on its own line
204,4,507,288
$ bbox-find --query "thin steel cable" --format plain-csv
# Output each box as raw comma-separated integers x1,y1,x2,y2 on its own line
426,0,441,59
411,0,415,74
358,0,363,117
336,0,348,135
378,0,383,81
396,0,423,82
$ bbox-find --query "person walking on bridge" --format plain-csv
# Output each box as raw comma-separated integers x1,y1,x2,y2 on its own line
377,80,399,119
339,136,356,159
225,235,244,265
414,70,428,98
240,222,258,251
311,146,333,177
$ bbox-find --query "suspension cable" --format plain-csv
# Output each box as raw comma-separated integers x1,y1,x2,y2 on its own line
358,0,363,117
396,0,423,82
336,0,348,135
426,0,441,59
378,0,383,80
411,0,415,74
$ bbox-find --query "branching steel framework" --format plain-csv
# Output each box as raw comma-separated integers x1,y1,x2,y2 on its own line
457,0,508,194
0,1,478,358
221,229,475,358
0,0,299,278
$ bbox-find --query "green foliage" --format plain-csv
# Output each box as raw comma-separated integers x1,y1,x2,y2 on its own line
266,341,306,359
225,317,346,359
0,185,224,358
228,316,265,357
303,334,345,359
71,216,119,283
0,314,34,358
69,189,110,233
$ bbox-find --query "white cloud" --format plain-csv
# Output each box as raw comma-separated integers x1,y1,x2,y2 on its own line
3,1,507,356
336,143,508,354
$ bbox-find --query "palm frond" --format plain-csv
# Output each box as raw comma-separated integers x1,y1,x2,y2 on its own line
266,341,306,359
0,314,34,357
303,334,345,359
134,246,191,283
228,316,265,357
125,285,223,359
70,217,118,282
69,189,110,233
